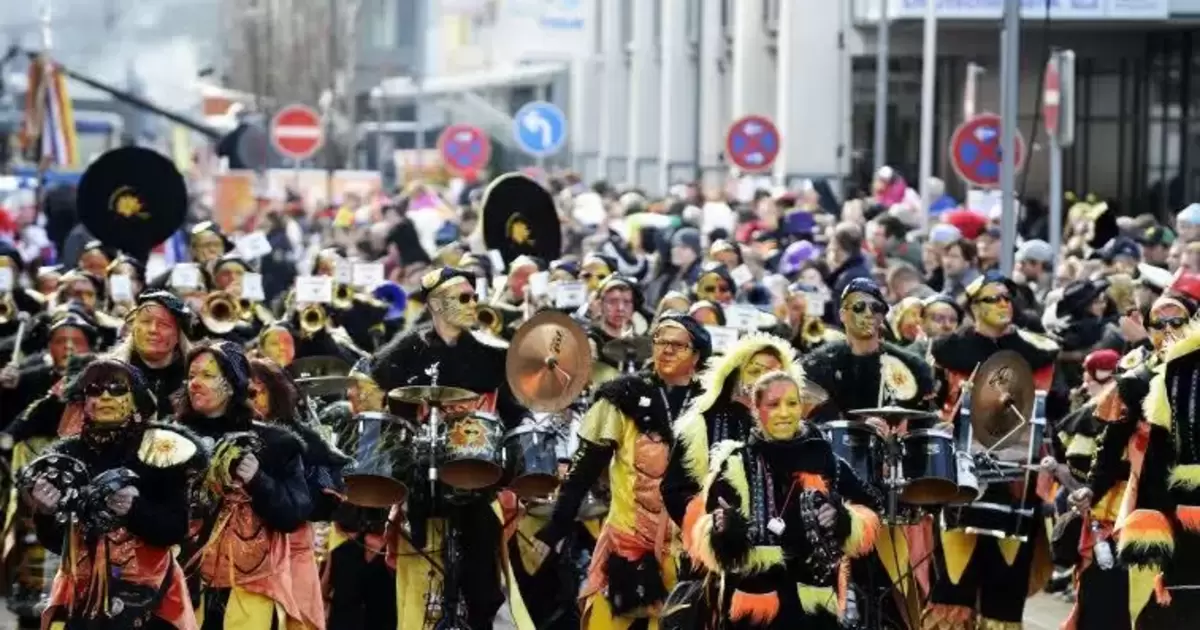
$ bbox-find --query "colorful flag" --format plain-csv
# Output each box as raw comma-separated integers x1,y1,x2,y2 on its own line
21,55,79,168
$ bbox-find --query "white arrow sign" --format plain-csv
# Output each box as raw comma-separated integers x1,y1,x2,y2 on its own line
512,101,567,157
522,112,552,148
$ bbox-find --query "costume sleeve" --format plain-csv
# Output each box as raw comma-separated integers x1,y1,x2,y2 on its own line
5,394,64,443
246,453,313,533
577,399,624,447
126,472,191,548
32,512,67,555
690,464,751,573
306,464,346,522
830,458,882,558
537,438,613,547
1088,418,1138,501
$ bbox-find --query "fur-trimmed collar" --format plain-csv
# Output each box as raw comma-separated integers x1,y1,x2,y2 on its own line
594,371,702,437
689,332,803,417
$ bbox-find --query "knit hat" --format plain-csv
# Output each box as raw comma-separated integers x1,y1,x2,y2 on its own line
655,312,712,364
185,339,251,402
135,290,195,338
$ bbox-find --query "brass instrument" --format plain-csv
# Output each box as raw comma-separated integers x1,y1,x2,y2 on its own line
801,316,825,345
477,305,504,336
332,284,356,310
200,291,242,335
300,303,328,336
0,293,14,325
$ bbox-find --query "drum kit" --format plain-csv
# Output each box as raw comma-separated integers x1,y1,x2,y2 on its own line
820,350,1047,538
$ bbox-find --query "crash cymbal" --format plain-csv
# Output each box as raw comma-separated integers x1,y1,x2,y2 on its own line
289,355,352,379
601,336,653,366
295,376,351,397
507,310,593,413
847,406,940,423
970,350,1035,449
387,385,479,406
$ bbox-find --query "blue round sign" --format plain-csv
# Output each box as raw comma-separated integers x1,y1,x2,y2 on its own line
513,101,567,157
437,124,491,176
725,115,780,172
949,113,1026,189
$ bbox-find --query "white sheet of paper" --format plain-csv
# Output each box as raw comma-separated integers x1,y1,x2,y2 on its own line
170,264,202,290
334,261,354,284
486,249,505,272
724,304,760,331
475,277,488,300
804,292,826,317
529,271,550,298
554,281,587,309
296,276,334,304
730,264,755,287
706,326,741,354
242,273,265,301
108,275,134,302
0,268,12,293
352,263,386,289
236,232,273,260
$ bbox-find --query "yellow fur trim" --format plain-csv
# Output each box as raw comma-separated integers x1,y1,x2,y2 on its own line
978,617,1022,630
673,408,711,486
841,503,880,558
1143,370,1172,430
1169,465,1200,492
1165,317,1200,363
1064,434,1097,458
686,332,803,421
796,584,838,616
704,440,750,518
688,513,719,572
1118,509,1174,560
745,546,785,573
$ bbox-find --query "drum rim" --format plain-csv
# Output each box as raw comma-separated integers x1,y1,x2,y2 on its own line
954,501,1036,517
904,428,954,440
502,424,559,440
824,419,881,434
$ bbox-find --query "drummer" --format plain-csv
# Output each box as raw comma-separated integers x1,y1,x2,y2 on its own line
924,271,1061,628
365,265,534,630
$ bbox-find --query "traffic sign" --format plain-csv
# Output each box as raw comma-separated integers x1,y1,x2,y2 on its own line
437,124,491,176
1043,61,1061,139
1043,50,1076,148
725,115,780,172
513,101,567,157
270,104,324,161
949,113,1026,189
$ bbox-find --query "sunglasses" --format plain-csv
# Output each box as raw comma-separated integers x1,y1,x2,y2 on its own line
580,272,608,281
849,301,888,315
1149,316,1188,331
976,294,1011,305
85,381,130,397
699,282,732,294
452,292,477,304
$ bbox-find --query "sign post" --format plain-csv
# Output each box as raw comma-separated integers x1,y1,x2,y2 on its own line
725,115,781,173
513,101,568,163
436,124,491,178
948,113,1027,190
270,105,325,162
1044,49,1076,274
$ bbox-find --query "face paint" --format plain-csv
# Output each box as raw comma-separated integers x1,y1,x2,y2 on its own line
84,378,135,425
651,325,697,382
249,377,271,418
192,233,226,265
132,304,181,361
187,353,232,416
1148,303,1189,350
214,264,245,291
922,303,959,338
260,327,296,367
49,327,90,370
691,306,719,326
600,287,634,331
349,373,385,414
79,250,110,277
696,273,733,304
971,284,1014,330
840,293,884,340
581,261,611,292
435,282,478,329
757,380,803,441
738,350,783,398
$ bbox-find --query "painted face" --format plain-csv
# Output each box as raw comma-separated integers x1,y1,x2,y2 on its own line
691,306,720,326
131,304,181,360
187,353,232,416
49,327,90,370
738,350,783,397
434,281,478,329
248,377,270,418
214,264,245,291
84,376,136,425
260,327,296,367
79,249,110,277
192,232,226,265
600,287,634,331
66,279,97,311
651,325,697,382
696,272,733,305
840,292,885,340
1148,302,1189,350
756,380,803,441
581,261,611,292
348,373,385,414
922,303,960,338
971,283,1014,330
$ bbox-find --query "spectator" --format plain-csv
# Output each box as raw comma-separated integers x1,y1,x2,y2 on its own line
824,222,872,319
941,238,981,299
975,227,1002,272
868,215,921,270
1138,224,1175,268
1015,239,1054,303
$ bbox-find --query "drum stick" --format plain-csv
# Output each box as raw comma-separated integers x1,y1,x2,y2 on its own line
8,313,29,368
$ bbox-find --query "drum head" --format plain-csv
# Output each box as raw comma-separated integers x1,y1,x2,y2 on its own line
439,461,504,491
511,473,560,499
901,480,960,505
345,474,408,508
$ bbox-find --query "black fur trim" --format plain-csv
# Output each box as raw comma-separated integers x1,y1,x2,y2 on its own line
595,372,701,438
252,420,305,466
709,506,752,571
604,552,668,615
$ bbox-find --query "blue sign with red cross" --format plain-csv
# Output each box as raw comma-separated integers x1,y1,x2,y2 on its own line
949,113,1027,189
725,115,780,173
437,124,492,176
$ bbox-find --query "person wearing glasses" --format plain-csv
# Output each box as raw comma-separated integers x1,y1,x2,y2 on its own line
924,271,1061,629
693,265,737,306
27,358,205,630
365,266,533,630
536,313,709,629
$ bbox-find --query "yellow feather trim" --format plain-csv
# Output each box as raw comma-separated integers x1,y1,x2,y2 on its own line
673,409,711,486
841,503,880,558
704,440,750,518
1143,370,1172,430
1169,465,1200,492
1164,317,1200,363
687,332,804,420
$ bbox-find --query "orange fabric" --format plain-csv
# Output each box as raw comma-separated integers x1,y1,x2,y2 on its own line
197,492,303,624
1117,424,1150,528
941,371,970,421
1123,510,1172,538
497,490,520,543
1177,506,1200,532
1033,365,1055,392
793,472,829,494
1154,572,1172,606
287,523,325,630
56,402,84,438
681,496,705,553
904,519,934,597
581,522,673,603
42,527,197,630
1095,386,1126,423
729,589,780,625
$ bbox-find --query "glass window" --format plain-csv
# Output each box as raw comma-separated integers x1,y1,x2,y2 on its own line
360,0,399,49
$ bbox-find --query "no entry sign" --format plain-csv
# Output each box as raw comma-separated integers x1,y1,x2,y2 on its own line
1043,50,1076,148
270,104,324,161
949,113,1026,189
725,115,780,173
437,124,491,177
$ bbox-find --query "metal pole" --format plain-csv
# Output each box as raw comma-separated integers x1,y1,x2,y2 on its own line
999,0,1020,274
916,0,937,231
375,96,385,171
873,0,890,172
413,0,427,172
1048,132,1062,276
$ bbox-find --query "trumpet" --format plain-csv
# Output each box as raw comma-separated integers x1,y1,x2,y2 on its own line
201,291,242,335
332,284,355,311
299,303,328,336
0,294,14,325
476,305,504,336
801,317,826,346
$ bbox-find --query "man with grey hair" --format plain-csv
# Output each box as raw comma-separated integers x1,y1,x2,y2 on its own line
1016,239,1054,302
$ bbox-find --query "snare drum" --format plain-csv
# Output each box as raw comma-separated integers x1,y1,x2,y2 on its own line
822,420,883,486
942,502,1038,541
503,425,562,498
344,412,416,508
900,429,959,505
440,412,505,490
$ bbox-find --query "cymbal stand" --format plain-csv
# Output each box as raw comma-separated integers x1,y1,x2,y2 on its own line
439,517,467,630
426,363,443,496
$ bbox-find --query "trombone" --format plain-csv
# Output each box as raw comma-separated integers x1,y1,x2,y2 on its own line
0,293,15,325
200,291,243,335
299,303,328,337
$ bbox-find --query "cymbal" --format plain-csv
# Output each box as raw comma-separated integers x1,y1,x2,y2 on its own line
507,310,593,413
387,385,479,406
295,376,352,397
289,355,352,379
600,336,653,366
847,406,939,423
970,350,1035,449
799,381,831,407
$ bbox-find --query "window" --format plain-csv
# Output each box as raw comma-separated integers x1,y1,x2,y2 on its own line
361,0,399,48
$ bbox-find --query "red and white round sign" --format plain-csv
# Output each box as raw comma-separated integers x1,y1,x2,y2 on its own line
271,104,324,160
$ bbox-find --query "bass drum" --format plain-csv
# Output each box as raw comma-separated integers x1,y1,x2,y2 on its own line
440,412,505,490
